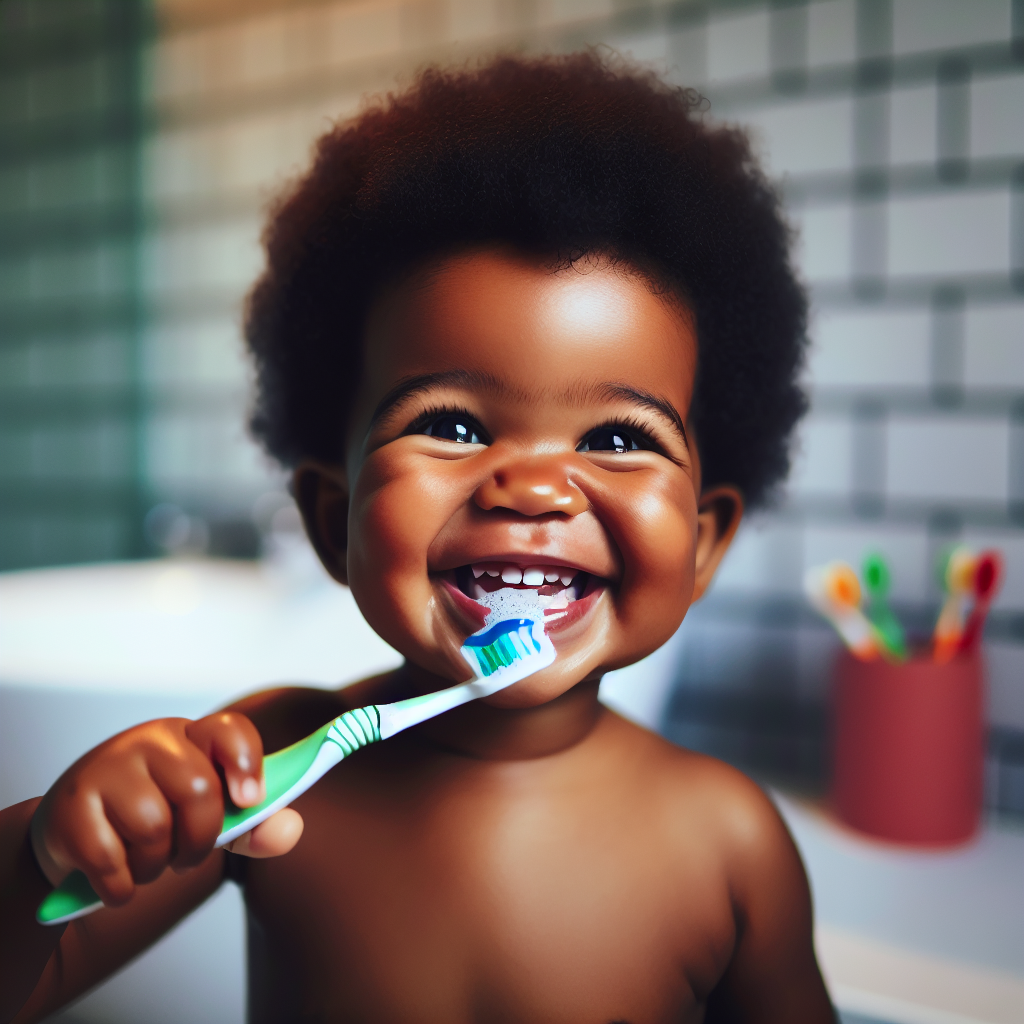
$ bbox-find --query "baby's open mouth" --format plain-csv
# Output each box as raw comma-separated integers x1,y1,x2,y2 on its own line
453,562,593,614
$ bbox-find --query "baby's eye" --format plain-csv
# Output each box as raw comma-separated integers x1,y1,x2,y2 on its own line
421,413,486,444
576,426,650,454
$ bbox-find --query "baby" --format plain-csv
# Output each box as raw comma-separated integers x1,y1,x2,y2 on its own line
1,53,834,1023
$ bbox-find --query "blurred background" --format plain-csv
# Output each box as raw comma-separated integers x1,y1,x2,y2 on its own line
1,1,1022,1022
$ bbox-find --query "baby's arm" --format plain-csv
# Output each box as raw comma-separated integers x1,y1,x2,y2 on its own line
0,712,299,1024
703,775,835,1023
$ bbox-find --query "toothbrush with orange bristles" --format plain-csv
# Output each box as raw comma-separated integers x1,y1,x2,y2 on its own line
804,561,880,661
932,545,976,664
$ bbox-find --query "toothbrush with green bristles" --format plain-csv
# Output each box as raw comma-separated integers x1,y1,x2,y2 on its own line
37,594,555,926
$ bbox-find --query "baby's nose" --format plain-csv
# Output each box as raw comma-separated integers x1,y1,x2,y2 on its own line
474,459,588,517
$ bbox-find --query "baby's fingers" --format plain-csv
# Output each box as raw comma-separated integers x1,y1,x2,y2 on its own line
186,712,265,809
223,809,303,859
145,743,224,870
47,788,141,906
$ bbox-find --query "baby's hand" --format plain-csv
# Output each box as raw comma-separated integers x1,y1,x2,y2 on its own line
29,713,303,906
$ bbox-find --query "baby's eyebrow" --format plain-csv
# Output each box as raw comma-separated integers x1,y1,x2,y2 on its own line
369,372,688,448
367,369,512,432
591,383,689,449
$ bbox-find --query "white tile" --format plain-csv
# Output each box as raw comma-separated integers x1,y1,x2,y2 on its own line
809,308,931,388
888,191,1011,277
668,24,707,87
794,202,853,282
738,96,854,176
986,643,1024,729
892,0,1011,55
706,9,770,84
971,74,1024,160
142,219,263,297
964,304,1024,389
886,416,1009,503
788,415,853,497
143,318,247,390
146,105,327,207
889,84,937,166
804,523,930,601
807,0,857,69
145,409,272,491
710,519,805,596
603,31,670,67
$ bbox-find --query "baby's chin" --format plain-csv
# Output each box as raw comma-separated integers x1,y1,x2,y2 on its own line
476,662,604,709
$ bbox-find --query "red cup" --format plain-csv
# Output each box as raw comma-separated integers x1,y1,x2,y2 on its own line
831,650,983,846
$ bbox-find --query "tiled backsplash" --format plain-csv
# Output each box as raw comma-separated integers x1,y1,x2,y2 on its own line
2,0,1021,810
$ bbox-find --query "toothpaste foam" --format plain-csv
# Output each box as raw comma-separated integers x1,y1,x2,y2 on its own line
479,587,546,630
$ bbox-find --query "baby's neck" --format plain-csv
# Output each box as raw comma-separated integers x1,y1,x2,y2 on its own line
393,665,605,761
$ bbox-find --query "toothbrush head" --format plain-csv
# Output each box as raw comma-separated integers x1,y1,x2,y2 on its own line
458,587,557,697
824,561,861,609
972,550,1003,603
937,545,976,596
862,552,890,600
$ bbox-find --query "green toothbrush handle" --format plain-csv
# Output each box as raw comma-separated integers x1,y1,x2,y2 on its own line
37,707,381,926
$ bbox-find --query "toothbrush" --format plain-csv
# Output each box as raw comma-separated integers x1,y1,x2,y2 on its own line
932,545,976,664
804,562,880,661
861,552,908,662
957,550,1003,655
37,598,555,926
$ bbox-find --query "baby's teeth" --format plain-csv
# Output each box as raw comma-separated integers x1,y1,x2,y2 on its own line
544,571,560,583
501,566,523,584
486,568,500,577
522,568,545,586
472,565,485,579
560,572,574,586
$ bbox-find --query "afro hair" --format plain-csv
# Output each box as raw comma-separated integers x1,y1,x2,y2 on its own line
245,50,807,508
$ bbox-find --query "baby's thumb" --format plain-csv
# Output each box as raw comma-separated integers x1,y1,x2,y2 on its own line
223,808,303,858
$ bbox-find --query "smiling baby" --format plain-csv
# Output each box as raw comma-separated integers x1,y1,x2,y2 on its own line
2,53,834,1024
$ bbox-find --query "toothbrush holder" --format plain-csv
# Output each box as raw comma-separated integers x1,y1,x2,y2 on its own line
831,650,984,846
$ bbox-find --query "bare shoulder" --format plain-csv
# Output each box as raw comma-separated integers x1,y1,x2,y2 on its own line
602,712,778,839
601,715,833,1020
603,712,801,882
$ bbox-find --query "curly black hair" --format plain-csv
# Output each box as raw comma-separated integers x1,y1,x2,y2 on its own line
245,50,807,507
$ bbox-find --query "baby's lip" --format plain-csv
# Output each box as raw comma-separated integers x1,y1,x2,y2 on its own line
439,577,489,630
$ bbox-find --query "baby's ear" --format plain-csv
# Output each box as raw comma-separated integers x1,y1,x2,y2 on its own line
692,485,743,603
292,461,350,586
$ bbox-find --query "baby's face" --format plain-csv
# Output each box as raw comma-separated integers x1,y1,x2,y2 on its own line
333,247,713,706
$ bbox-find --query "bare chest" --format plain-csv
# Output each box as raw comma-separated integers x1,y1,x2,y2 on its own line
240,773,735,1024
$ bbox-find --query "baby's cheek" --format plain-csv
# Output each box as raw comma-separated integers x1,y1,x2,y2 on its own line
346,450,463,653
350,452,441,570
614,476,697,590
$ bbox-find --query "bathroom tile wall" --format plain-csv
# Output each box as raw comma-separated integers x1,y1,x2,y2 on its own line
4,0,1021,809
0,2,150,569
